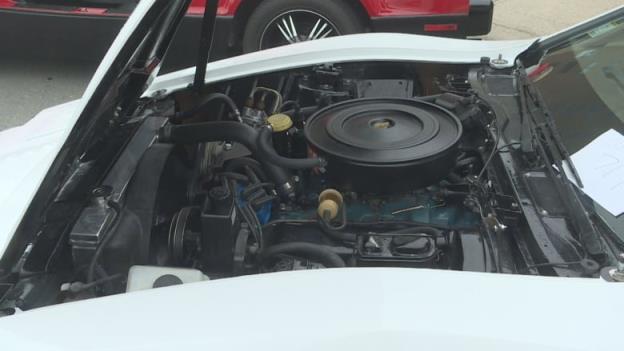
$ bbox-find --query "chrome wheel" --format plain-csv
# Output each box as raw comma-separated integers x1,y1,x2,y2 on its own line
259,10,340,50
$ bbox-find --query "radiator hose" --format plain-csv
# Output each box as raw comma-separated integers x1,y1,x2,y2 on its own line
159,121,324,195
160,121,293,196
258,127,325,170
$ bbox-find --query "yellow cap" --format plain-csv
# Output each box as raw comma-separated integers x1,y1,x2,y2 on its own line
267,114,293,133
317,189,344,220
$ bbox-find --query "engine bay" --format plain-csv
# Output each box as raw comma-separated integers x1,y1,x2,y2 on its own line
72,63,497,289
2,60,614,308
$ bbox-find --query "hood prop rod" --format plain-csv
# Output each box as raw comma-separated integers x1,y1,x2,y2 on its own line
193,0,219,93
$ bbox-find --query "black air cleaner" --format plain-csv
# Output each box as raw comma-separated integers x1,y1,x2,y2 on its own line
305,98,462,192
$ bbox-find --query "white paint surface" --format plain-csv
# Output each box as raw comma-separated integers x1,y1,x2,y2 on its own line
145,33,536,97
0,268,622,350
0,3,623,350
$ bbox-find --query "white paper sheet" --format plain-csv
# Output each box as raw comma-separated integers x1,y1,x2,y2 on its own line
571,129,624,216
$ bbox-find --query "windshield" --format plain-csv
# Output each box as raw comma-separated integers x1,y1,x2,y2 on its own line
533,15,624,238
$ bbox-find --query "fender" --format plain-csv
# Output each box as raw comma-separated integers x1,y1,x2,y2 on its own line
188,0,242,16
360,0,470,17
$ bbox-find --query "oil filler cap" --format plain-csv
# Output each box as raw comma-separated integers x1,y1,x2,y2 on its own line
268,114,293,133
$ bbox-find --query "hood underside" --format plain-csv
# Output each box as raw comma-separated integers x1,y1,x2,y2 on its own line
145,33,536,97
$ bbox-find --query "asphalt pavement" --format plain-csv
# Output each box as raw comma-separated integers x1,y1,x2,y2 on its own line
0,57,97,130
488,0,622,40
0,0,621,131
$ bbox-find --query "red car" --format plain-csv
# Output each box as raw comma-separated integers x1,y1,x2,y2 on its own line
0,0,493,70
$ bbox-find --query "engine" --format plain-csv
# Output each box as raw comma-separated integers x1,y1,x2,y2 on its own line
68,63,498,293
1,61,609,313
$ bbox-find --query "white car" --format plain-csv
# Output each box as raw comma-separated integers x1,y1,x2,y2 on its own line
1,1,624,350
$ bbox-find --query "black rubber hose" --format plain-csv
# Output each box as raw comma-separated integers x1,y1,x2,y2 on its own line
280,105,317,118
261,242,346,268
258,127,325,170
160,122,292,195
319,219,356,243
175,93,242,122
87,201,122,284
243,182,275,198
319,205,355,242
279,100,300,112
225,157,267,181
161,121,256,148
446,172,465,184
219,172,251,183
455,156,480,169
87,205,143,295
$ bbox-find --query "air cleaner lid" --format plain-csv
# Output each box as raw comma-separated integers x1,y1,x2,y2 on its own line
304,98,463,165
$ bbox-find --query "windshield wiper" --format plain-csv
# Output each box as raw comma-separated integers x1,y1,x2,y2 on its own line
517,68,604,255
517,71,584,188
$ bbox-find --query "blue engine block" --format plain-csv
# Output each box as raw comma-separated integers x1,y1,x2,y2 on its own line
278,190,480,229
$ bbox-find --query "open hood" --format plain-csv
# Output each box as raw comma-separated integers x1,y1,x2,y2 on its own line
3,6,624,349
0,0,192,274
74,0,190,118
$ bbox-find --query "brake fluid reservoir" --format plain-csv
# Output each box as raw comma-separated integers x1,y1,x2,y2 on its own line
268,113,294,156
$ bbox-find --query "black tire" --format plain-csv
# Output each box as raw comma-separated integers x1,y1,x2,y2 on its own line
242,0,365,53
